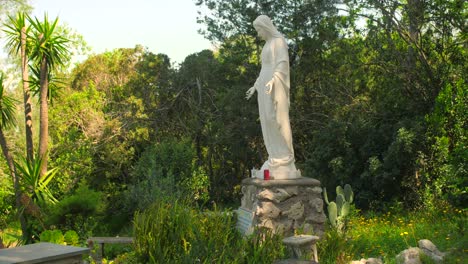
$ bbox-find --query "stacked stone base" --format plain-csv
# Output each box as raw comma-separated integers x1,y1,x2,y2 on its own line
239,177,326,237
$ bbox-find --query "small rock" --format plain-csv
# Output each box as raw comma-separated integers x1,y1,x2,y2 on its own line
396,247,422,264
258,188,293,203
306,212,326,224
350,258,382,264
283,202,304,220
366,258,383,264
306,187,322,194
273,259,316,264
311,198,324,213
256,201,281,218
418,239,444,263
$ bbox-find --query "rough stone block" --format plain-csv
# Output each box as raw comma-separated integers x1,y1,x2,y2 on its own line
237,177,326,237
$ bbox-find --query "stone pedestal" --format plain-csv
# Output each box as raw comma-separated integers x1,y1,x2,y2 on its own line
238,177,326,237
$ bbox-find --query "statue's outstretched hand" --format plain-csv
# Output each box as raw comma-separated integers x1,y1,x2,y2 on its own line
246,86,256,99
265,79,274,94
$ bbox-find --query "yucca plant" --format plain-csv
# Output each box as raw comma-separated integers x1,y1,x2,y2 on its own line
29,64,65,105
27,13,70,176
15,154,58,207
0,73,18,130
3,12,34,161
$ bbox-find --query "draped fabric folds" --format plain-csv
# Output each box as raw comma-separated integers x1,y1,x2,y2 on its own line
253,16,296,173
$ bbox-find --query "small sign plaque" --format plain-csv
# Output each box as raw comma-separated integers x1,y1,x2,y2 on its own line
236,208,255,235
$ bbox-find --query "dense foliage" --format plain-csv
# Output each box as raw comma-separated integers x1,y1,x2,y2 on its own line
0,1,465,262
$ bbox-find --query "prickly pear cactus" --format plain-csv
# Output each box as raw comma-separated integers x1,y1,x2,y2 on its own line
341,201,350,217
323,184,354,233
327,202,338,228
323,187,330,205
344,184,354,203
336,185,344,196
336,193,345,214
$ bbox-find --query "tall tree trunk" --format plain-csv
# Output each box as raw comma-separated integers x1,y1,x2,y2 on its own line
21,26,34,162
38,57,49,177
195,77,203,166
407,0,422,69
0,129,29,242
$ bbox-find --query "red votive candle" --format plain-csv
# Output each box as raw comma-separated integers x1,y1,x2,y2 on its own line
264,169,270,180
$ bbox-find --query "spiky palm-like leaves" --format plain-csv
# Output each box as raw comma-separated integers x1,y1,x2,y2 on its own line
28,14,70,70
3,12,34,161
14,153,58,243
3,12,29,54
29,65,65,105
0,74,18,129
27,13,70,176
14,154,58,206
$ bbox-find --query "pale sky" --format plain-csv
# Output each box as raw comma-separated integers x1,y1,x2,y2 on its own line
30,0,213,64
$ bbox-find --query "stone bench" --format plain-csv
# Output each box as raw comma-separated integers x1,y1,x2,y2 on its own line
86,237,133,261
282,235,320,263
0,242,89,264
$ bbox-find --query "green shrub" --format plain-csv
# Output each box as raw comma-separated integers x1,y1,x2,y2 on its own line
46,184,105,238
132,139,194,183
64,230,79,246
133,200,285,263
40,230,64,244
113,251,139,264
0,177,14,228
0,223,22,247
39,229,80,246
181,167,210,204
120,139,206,221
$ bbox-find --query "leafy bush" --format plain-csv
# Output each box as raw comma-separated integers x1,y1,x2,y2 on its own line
0,177,14,228
132,138,194,183
422,81,467,208
119,139,207,220
39,229,80,246
46,184,105,238
0,223,22,248
40,230,64,244
113,251,139,264
180,166,210,204
64,230,79,246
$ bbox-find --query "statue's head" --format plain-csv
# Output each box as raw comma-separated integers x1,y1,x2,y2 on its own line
253,15,282,40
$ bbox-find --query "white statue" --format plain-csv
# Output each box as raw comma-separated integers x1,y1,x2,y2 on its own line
246,15,300,180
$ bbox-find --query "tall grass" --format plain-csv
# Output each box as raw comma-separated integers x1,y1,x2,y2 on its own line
121,199,468,263
318,206,467,264
133,199,285,263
